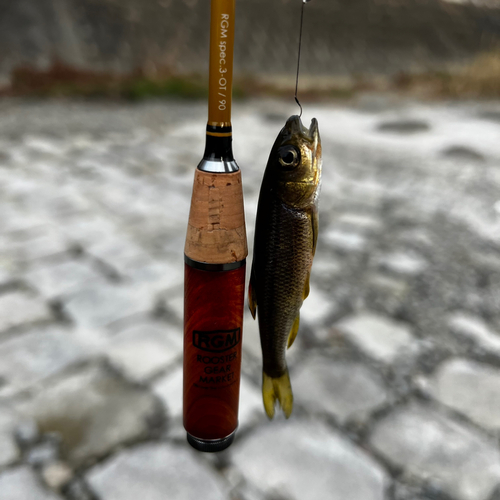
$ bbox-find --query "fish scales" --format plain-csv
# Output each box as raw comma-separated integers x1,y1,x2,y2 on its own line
255,201,313,378
249,115,321,419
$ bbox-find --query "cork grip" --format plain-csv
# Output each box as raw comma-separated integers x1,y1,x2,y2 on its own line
184,170,247,264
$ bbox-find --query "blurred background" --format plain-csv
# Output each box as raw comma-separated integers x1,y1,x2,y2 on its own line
1,1,500,500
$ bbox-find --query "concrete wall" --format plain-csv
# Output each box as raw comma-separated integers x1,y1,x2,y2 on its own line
0,0,499,85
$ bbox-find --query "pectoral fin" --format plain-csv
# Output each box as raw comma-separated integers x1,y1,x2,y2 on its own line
287,314,300,349
312,207,319,256
248,269,257,319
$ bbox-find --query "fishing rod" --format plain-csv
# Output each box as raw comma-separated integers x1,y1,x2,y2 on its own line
183,0,247,452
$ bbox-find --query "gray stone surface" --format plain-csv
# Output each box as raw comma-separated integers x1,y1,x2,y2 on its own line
26,259,107,299
0,466,63,500
323,228,368,253
105,321,182,383
335,312,415,363
370,403,500,500
152,365,183,421
377,120,430,134
0,406,20,468
377,251,428,277
15,365,160,466
0,327,89,397
0,291,52,334
448,312,500,354
0,99,500,498
300,286,335,326
232,420,389,500
238,377,264,428
428,358,500,432
41,461,73,491
293,356,388,423
126,258,184,294
87,444,228,500
335,213,383,233
86,237,153,276
62,284,153,328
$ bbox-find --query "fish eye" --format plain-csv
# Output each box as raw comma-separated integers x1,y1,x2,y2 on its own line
278,146,300,168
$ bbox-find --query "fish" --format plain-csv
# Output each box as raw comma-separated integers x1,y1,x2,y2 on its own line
248,115,322,419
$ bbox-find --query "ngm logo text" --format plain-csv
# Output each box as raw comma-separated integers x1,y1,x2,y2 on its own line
193,328,241,353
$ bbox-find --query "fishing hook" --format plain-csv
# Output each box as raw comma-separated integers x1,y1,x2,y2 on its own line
294,0,311,117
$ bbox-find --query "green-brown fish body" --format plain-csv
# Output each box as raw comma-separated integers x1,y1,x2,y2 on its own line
249,115,322,419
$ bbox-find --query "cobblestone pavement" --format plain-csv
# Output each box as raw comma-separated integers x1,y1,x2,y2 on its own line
0,96,499,500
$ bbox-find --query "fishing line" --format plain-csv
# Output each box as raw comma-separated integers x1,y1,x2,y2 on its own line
294,0,311,117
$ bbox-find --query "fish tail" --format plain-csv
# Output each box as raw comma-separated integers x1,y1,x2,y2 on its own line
262,369,293,419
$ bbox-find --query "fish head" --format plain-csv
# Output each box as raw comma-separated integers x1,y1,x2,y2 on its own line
268,115,322,208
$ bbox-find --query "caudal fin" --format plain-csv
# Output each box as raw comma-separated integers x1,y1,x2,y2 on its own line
262,370,293,419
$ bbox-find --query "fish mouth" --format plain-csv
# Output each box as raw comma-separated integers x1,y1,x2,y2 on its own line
285,115,319,145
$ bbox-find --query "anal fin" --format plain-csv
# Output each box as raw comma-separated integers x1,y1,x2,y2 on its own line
287,314,300,349
303,272,310,300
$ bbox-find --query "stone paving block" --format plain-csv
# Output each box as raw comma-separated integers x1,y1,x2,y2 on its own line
58,216,121,248
367,273,408,297
447,312,500,354
0,433,19,469
0,265,18,288
0,231,69,263
41,461,73,491
471,252,500,273
369,403,500,500
0,327,90,397
396,228,434,249
377,251,428,277
335,312,415,363
242,310,262,361
428,358,500,432
232,419,389,500
153,365,183,420
24,136,67,157
300,286,335,326
238,376,263,428
15,365,160,466
160,287,184,323
106,321,182,383
442,145,485,162
87,443,228,500
62,284,153,328
293,356,388,423
0,406,20,468
87,237,153,276
336,212,383,233
0,291,52,334
310,257,342,282
0,466,63,500
323,228,368,253
376,119,430,134
26,259,107,299
126,257,184,293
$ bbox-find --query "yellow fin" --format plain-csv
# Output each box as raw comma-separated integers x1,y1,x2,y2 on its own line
303,273,310,300
262,370,293,419
248,278,257,319
287,314,300,349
